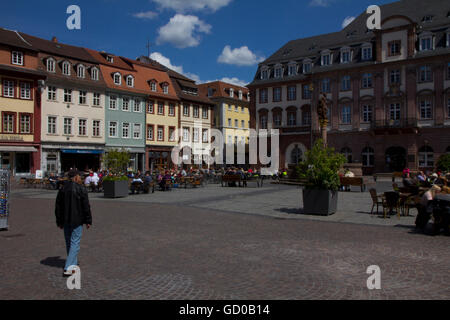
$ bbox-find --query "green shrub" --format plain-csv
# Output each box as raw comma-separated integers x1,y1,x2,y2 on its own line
296,139,346,191
436,154,450,172
103,149,130,176
102,175,129,182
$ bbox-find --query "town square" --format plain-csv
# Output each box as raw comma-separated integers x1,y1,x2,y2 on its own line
0,0,449,303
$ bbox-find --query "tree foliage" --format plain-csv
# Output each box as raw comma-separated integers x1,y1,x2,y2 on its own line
296,139,346,191
436,154,450,172
103,149,130,176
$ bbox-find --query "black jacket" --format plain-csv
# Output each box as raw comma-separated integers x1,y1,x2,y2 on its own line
55,181,92,228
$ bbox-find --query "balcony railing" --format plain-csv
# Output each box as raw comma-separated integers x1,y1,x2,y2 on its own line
371,118,418,129
279,125,311,134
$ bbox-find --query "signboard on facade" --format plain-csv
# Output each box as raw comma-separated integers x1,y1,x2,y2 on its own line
0,135,24,141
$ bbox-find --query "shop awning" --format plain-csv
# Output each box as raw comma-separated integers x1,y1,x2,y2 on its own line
0,146,37,152
61,149,104,154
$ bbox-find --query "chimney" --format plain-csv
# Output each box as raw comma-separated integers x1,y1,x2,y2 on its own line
51,36,58,43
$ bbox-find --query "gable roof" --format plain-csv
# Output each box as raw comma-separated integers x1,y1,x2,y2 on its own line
198,81,249,102
0,28,37,51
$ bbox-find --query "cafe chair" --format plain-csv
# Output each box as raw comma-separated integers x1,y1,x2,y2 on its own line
382,192,401,219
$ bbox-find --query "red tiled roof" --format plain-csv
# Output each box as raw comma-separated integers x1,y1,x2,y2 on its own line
198,81,249,102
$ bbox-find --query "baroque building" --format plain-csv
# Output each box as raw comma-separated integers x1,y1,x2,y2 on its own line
248,0,450,174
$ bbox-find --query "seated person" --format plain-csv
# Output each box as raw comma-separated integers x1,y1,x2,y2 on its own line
402,172,416,188
415,185,441,230
130,176,144,194
84,172,94,188
48,173,58,189
143,172,153,194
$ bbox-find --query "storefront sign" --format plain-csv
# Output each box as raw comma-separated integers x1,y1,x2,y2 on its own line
61,149,103,155
0,135,24,141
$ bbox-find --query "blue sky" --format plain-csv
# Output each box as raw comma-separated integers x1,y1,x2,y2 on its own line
1,0,394,86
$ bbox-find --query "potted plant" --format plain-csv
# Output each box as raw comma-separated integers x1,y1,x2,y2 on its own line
296,139,346,215
102,148,130,198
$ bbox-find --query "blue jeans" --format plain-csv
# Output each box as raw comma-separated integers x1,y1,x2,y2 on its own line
64,225,83,271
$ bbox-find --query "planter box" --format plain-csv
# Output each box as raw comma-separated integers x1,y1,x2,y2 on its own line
103,180,129,198
302,189,338,216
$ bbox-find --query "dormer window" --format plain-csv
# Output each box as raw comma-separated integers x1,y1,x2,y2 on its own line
321,51,331,66
149,81,157,92
260,66,269,80
274,65,283,78
340,47,351,64
288,63,297,76
361,44,373,61
113,73,122,85
162,83,169,94
230,88,234,98
388,40,401,57
126,75,134,87
419,33,433,51
208,88,214,97
12,51,23,66
91,67,99,81
106,55,114,63
77,65,85,78
62,61,71,76
303,59,312,73
46,58,56,72
239,90,243,100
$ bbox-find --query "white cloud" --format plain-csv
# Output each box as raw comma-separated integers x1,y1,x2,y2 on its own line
309,0,332,7
152,0,232,13
342,16,356,28
149,52,184,74
216,77,248,87
148,52,248,86
217,46,265,66
157,14,212,49
132,11,158,19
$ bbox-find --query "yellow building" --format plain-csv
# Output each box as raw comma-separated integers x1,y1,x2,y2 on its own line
198,81,250,166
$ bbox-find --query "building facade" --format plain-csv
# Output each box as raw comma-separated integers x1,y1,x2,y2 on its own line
198,81,250,166
167,70,214,168
18,35,108,175
0,28,46,176
248,0,450,174
129,56,180,172
86,49,147,172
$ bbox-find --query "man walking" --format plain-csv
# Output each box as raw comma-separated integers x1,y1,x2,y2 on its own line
55,170,92,277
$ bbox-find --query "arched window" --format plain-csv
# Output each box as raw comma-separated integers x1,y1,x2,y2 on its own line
362,147,374,167
126,75,134,87
341,147,353,163
46,58,55,72
419,146,434,167
62,61,71,76
113,73,122,85
77,65,85,78
260,115,268,129
91,67,99,81
291,145,303,164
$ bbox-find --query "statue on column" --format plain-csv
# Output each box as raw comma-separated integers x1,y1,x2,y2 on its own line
317,93,328,146
317,93,328,127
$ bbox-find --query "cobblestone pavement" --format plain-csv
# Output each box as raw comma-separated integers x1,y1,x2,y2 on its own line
0,187,449,300
14,179,416,227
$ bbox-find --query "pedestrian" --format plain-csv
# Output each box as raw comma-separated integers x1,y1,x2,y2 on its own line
55,170,92,277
